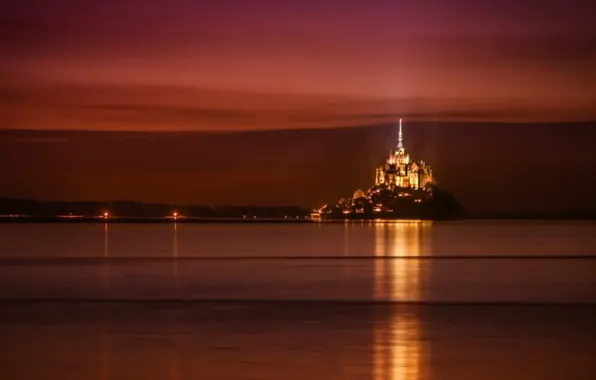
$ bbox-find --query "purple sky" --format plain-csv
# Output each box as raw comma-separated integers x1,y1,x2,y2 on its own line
3,0,595,131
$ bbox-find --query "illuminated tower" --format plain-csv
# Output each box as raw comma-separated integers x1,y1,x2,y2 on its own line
373,117,434,190
397,118,404,152
375,167,385,185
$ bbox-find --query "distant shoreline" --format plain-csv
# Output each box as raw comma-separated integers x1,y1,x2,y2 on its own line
1,216,595,223
3,198,595,222
0,216,313,224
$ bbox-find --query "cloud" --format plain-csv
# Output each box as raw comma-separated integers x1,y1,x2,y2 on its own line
83,103,257,123
1,83,595,132
425,33,596,67
0,135,71,144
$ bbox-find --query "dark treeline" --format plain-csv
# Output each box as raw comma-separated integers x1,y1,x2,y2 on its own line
0,198,310,218
1,198,595,221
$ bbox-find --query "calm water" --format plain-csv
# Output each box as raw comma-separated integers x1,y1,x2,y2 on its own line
1,221,595,379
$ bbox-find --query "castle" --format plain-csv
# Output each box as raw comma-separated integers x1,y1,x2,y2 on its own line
373,119,433,191
312,119,460,220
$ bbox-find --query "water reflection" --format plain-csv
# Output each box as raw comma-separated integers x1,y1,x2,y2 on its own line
344,222,349,256
373,221,430,301
102,223,110,290
373,222,430,380
173,223,179,277
103,222,109,258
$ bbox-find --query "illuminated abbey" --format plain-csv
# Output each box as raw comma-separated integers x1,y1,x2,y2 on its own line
373,119,433,190
313,118,458,220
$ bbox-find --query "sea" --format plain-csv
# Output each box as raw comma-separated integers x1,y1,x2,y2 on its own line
1,220,595,379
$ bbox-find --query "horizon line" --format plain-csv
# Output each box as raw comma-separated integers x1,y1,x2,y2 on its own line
2,119,596,134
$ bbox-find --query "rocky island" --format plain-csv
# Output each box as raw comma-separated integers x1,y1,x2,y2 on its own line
313,119,462,221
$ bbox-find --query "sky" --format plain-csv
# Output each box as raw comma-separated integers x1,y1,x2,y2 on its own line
3,0,596,130
2,0,596,211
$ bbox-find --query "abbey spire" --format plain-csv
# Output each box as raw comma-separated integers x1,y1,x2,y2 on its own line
374,117,433,189
397,118,404,150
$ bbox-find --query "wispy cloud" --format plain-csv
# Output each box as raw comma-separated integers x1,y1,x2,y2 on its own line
2,83,594,132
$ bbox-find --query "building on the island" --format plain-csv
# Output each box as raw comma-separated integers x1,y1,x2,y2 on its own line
353,189,366,199
310,118,439,220
374,119,433,190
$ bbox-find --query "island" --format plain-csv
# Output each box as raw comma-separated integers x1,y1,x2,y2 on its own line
312,119,462,221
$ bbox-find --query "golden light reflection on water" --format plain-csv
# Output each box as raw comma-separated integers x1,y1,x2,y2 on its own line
103,222,109,258
376,312,422,380
173,223,179,277
373,221,430,380
373,221,430,301
102,223,110,290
